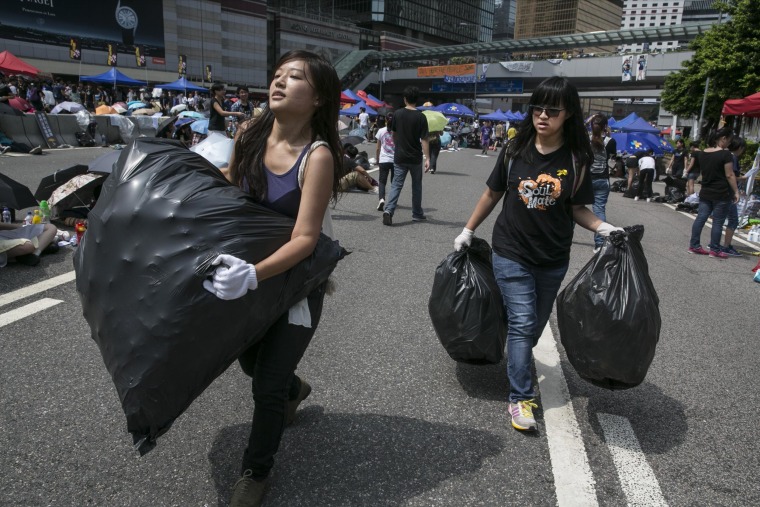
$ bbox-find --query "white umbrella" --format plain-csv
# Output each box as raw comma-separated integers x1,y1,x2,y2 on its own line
50,101,85,114
170,104,187,114
338,120,349,131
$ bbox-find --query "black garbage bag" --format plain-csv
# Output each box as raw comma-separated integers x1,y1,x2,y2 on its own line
623,179,639,198
74,138,346,454
556,225,660,389
428,238,506,365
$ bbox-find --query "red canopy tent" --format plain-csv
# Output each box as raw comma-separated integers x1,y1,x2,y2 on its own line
722,91,760,117
355,90,384,108
340,91,357,103
0,51,40,77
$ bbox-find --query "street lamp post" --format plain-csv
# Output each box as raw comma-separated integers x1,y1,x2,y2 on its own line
460,22,480,113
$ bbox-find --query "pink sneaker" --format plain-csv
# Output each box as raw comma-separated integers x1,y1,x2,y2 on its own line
688,246,709,255
709,248,728,259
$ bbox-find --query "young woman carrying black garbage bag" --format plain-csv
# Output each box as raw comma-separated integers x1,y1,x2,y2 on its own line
203,50,343,507
453,77,626,433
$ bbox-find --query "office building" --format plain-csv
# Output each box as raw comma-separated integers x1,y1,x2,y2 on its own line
515,0,624,41
620,0,721,52
493,0,517,40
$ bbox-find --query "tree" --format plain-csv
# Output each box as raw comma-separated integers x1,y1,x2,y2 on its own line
660,0,760,134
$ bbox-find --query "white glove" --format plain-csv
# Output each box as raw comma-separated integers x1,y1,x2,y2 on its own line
203,254,258,300
454,228,475,251
596,222,624,237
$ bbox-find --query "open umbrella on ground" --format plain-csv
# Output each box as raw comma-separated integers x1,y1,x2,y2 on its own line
114,102,128,109
95,105,118,115
51,101,85,114
190,119,209,135
338,120,349,131
0,173,37,209
422,110,448,132
178,111,205,120
131,108,156,116
170,104,187,114
34,164,89,201
0,102,23,116
128,102,150,110
112,105,127,114
340,135,365,147
87,150,122,174
48,173,105,212
8,97,34,113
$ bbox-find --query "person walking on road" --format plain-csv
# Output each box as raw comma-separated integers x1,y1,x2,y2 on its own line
375,115,395,211
589,114,616,252
453,77,623,432
687,127,740,259
358,107,370,141
382,86,429,226
205,50,343,507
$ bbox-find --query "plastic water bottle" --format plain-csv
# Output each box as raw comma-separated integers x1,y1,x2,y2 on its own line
23,211,33,226
2,207,10,223
39,200,50,223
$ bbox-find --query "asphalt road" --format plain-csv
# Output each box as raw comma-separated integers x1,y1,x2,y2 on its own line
1,145,758,507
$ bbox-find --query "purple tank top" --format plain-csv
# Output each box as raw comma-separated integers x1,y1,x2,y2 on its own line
260,144,310,219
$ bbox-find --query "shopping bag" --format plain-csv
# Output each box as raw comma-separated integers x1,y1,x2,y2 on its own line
556,225,660,389
74,138,346,454
428,238,506,365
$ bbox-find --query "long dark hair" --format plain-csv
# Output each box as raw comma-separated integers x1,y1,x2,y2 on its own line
506,77,593,169
590,114,608,152
706,126,733,148
230,50,343,203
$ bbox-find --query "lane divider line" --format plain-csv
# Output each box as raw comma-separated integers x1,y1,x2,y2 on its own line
663,203,759,250
534,326,598,507
0,298,63,328
597,413,668,507
0,271,76,308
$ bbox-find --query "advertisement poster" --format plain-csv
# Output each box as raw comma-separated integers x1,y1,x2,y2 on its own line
107,44,117,67
1,1,165,57
69,38,81,60
636,54,647,81
135,46,146,67
621,56,633,82
178,55,187,77
205,65,212,83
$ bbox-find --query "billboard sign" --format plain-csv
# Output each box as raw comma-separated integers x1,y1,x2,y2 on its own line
1,0,165,58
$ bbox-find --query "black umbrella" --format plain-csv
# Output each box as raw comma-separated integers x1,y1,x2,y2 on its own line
341,136,365,147
88,150,122,174
0,172,37,209
34,164,89,201
0,102,23,116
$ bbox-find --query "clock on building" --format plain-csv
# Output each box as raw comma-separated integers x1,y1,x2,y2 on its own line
115,1,138,46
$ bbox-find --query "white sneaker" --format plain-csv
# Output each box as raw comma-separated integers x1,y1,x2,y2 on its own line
646,198,651,202
634,196,639,201
593,246,601,254
377,199,385,212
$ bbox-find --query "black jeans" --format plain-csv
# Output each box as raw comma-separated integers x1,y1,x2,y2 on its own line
637,169,655,198
239,283,326,478
378,162,394,200
429,140,441,172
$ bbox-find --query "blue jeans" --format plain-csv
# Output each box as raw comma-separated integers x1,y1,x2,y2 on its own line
492,253,569,403
383,162,424,218
690,198,731,250
591,178,610,248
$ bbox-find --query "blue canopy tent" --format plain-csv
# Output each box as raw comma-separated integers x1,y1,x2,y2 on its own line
80,68,146,87
154,76,207,93
436,103,475,117
617,117,660,134
479,109,509,121
610,112,641,130
342,89,363,102
506,110,526,121
341,101,378,116
608,117,617,127
611,132,673,156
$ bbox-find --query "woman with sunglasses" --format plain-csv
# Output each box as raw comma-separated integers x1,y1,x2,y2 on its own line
453,77,623,432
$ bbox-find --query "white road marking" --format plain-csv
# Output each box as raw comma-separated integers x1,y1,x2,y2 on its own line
0,298,63,328
597,413,668,507
534,326,598,507
0,271,76,308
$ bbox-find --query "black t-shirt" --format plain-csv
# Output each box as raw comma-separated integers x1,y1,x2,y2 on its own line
487,144,594,267
391,107,428,164
696,149,734,201
671,148,685,175
209,98,225,131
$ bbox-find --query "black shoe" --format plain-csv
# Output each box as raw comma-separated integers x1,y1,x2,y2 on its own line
29,146,43,155
229,470,267,507
42,242,60,255
15,253,40,266
412,215,427,222
286,379,311,426
429,170,436,174
382,212,392,226
377,199,385,212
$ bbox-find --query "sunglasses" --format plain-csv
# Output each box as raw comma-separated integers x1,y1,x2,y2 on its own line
530,105,565,118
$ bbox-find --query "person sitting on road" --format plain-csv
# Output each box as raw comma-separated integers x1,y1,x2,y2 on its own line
0,222,59,267
340,143,376,192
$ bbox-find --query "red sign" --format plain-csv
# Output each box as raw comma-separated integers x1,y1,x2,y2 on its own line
152,57,166,65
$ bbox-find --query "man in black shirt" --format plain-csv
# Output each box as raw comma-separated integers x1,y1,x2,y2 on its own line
382,86,429,225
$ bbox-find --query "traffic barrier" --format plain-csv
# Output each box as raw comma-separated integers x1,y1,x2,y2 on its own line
21,114,48,148
50,115,82,146
0,115,34,147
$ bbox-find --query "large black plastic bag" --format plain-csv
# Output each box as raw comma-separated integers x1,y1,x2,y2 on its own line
556,225,660,389
73,138,346,454
428,238,507,364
